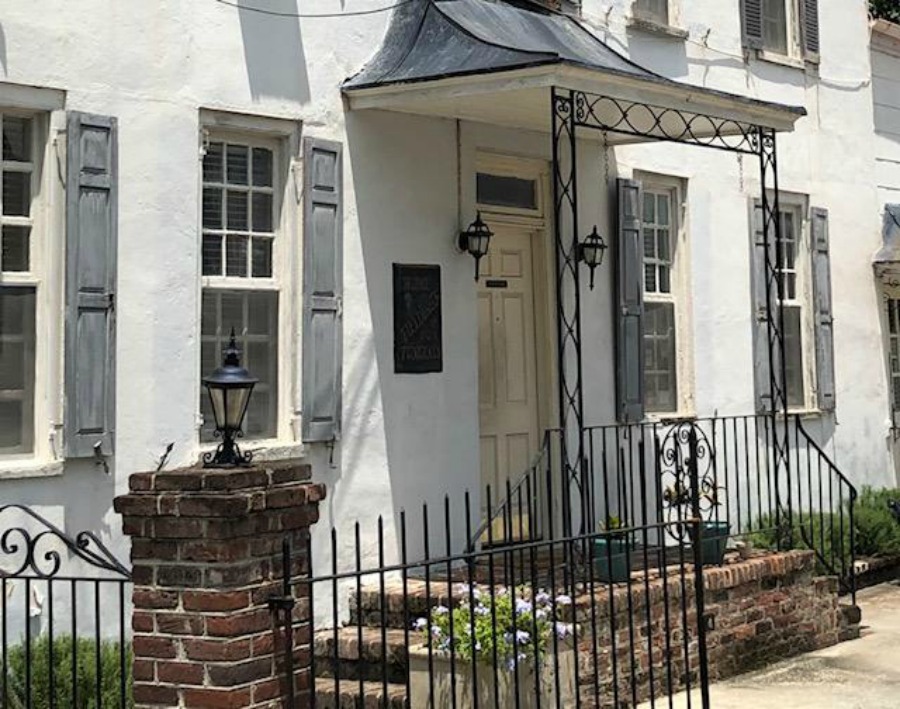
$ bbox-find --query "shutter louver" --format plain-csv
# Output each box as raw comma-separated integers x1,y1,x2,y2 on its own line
616,178,645,424
800,0,820,60
65,112,117,458
741,0,764,50
751,202,775,414
811,206,835,412
301,137,343,443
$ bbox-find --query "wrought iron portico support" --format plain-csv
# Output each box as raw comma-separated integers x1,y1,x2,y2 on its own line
550,86,792,543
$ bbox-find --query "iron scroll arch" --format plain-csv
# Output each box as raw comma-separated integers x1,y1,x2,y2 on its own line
551,86,792,538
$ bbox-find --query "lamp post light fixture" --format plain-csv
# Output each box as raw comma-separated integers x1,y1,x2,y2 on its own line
202,329,258,468
458,212,493,281
578,225,608,290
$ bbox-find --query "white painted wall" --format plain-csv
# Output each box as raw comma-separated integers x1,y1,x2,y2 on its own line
0,0,894,632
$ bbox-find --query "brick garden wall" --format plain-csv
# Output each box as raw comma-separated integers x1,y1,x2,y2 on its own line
575,550,847,707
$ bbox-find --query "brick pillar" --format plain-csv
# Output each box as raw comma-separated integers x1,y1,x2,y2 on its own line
114,463,325,708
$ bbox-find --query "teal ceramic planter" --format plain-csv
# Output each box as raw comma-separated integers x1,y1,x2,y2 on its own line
593,537,630,583
692,521,730,566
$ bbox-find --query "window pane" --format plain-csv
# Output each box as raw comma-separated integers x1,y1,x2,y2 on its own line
225,235,248,277
200,290,278,442
2,171,30,216
252,192,273,233
657,229,670,262
762,0,788,53
252,238,272,278
226,190,248,231
644,302,677,413
226,144,249,186
657,194,669,226
252,148,273,187
636,0,668,23
644,264,656,292
0,286,35,454
202,235,223,276
2,117,31,162
2,226,29,272
643,194,655,223
643,228,656,258
204,142,224,183
476,173,537,210
783,305,804,408
659,265,671,293
202,188,223,230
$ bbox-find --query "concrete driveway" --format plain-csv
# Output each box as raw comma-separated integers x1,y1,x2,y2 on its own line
648,581,900,709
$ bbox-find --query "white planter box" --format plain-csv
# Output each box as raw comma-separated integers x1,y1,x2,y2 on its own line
408,645,576,709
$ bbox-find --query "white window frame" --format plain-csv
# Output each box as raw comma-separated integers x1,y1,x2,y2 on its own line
636,173,694,418
0,84,66,475
762,193,817,412
197,111,301,457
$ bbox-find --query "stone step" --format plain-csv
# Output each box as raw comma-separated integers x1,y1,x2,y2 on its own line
314,627,409,683
313,677,407,709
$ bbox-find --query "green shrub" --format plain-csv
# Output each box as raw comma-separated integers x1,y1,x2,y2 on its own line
4,635,132,709
748,511,852,575
852,486,900,558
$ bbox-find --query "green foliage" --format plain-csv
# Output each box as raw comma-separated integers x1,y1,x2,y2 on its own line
871,0,900,23
4,635,132,709
748,511,852,575
853,487,900,558
416,586,573,667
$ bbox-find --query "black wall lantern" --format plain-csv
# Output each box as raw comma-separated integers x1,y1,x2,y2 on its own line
578,225,608,290
458,212,493,281
202,329,258,467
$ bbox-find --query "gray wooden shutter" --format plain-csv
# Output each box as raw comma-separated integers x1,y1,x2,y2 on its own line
616,178,644,424
65,112,117,458
811,206,835,412
799,0,820,60
301,137,343,442
741,0,764,50
751,202,774,414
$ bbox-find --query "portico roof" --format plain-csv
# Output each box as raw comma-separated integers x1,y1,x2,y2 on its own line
343,0,805,137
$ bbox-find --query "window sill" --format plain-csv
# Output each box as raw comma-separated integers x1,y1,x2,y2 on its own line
0,459,64,481
753,50,809,71
627,16,689,40
196,439,307,465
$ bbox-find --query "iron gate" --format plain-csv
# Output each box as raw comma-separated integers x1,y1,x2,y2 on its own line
0,505,133,708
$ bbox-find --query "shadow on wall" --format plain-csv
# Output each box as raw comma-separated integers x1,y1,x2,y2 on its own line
235,0,310,103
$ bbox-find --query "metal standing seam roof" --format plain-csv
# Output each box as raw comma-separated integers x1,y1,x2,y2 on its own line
343,0,663,89
342,0,807,125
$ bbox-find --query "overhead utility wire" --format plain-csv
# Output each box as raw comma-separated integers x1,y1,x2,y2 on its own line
214,0,413,18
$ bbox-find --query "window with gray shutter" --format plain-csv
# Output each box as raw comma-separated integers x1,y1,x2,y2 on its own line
65,112,117,458
741,0,765,50
811,206,835,412
799,0,820,60
616,178,644,423
301,137,343,442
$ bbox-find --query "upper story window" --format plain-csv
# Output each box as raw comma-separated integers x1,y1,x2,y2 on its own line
200,133,281,443
0,114,37,456
742,0,820,62
634,0,668,26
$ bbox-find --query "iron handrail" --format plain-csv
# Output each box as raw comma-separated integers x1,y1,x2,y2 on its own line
465,429,559,553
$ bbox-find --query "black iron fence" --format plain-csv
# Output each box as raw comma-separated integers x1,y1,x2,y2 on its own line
304,506,712,708
475,415,856,601
0,505,132,709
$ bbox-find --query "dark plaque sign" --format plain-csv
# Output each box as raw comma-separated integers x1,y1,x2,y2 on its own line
393,264,442,373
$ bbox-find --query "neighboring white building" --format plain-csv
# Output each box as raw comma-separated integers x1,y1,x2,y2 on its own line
0,0,895,580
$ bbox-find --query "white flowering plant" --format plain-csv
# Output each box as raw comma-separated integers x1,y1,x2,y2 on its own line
414,585,574,668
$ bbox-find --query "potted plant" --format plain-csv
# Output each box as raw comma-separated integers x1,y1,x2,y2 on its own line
593,515,631,583
409,586,576,709
665,483,730,566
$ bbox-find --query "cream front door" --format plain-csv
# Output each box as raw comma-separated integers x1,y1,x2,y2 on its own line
478,223,542,532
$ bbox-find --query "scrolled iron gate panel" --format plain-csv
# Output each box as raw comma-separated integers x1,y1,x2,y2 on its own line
0,504,133,708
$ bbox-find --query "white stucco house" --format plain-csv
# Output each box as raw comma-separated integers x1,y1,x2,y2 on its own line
0,0,897,584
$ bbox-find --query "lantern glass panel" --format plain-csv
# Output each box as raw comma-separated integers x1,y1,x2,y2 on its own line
226,385,254,429
207,386,226,431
